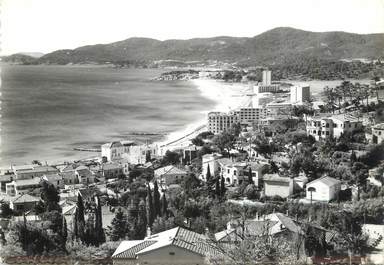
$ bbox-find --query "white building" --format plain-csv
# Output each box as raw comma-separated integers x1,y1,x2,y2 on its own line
101,140,158,164
201,153,225,180
306,114,363,141
372,123,384,144
306,176,341,202
154,165,188,186
262,70,271,86
112,227,215,265
290,85,310,103
207,112,239,134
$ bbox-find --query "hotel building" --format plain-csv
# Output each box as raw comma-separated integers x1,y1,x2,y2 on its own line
290,85,311,103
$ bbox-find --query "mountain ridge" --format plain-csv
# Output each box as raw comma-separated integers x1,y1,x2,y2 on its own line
5,27,384,66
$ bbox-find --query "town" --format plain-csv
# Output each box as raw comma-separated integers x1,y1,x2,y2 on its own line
1,70,384,265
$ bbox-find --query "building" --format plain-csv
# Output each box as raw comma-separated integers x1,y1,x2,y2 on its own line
201,153,224,180
306,176,341,202
234,108,269,126
102,162,124,179
101,140,158,164
290,85,310,103
254,84,281,94
221,162,247,186
257,117,299,137
263,174,301,198
306,114,363,141
372,123,384,144
246,162,269,187
262,70,271,86
9,193,41,212
6,177,42,196
112,227,215,265
42,173,64,189
207,111,239,134
266,102,292,118
154,165,188,186
0,174,15,193
11,165,58,180
74,166,95,185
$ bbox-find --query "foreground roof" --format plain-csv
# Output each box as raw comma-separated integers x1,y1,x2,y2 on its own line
11,193,40,204
112,227,216,259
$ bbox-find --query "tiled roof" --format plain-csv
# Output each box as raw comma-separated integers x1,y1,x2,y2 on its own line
102,163,122,171
14,177,42,186
263,174,292,183
11,193,40,204
113,227,217,260
247,162,268,171
307,176,341,187
16,166,57,174
155,165,187,176
42,174,62,182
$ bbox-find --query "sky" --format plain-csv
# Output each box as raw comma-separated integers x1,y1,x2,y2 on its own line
1,0,384,55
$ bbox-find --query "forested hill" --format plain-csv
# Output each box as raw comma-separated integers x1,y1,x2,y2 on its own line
9,27,384,66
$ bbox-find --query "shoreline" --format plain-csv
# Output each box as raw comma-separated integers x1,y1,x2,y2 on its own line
156,79,248,149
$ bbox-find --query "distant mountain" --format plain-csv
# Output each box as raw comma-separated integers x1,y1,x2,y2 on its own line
19,52,45,58
1,53,38,64
15,27,384,66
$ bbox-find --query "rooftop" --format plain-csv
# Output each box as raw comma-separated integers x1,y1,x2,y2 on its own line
12,177,42,187
373,123,384,130
155,165,187,176
11,193,40,204
307,176,341,187
263,174,292,183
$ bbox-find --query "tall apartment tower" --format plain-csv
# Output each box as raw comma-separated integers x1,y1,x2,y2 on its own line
262,70,272,86
290,85,311,103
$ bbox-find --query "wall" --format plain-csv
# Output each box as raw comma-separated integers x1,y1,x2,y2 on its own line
138,245,205,265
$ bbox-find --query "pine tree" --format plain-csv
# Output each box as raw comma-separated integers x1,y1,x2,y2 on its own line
145,150,151,163
248,167,253,184
206,164,212,183
153,181,161,218
161,194,168,217
107,208,128,241
146,185,154,227
73,210,79,241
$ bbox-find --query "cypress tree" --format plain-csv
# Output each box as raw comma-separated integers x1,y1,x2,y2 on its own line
76,194,85,241
73,210,79,241
215,178,220,197
94,195,105,246
145,151,151,163
220,176,226,196
153,181,161,218
146,185,154,227
248,167,253,184
161,194,168,217
206,164,212,183
62,217,68,245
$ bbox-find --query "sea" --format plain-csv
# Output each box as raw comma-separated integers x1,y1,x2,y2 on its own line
0,65,215,168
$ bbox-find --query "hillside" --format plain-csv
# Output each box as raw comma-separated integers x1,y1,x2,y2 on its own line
1,53,38,64
16,27,384,65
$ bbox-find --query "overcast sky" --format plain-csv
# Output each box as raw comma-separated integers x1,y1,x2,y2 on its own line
1,0,384,55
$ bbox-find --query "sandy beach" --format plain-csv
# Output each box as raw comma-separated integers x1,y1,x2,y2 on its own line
157,79,250,148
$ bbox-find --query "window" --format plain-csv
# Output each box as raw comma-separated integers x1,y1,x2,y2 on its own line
326,131,330,135
322,131,325,135
326,123,329,128
169,252,175,255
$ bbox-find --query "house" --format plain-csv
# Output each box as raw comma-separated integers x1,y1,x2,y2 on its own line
12,165,58,180
42,173,64,189
306,114,363,141
75,166,95,185
221,162,246,186
0,174,15,193
101,140,158,164
372,123,384,144
201,153,223,180
306,176,341,202
245,162,268,187
154,165,188,186
112,227,215,265
6,177,42,196
9,194,41,212
61,171,79,185
263,174,300,198
102,162,124,179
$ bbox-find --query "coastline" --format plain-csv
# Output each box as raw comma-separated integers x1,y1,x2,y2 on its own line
156,79,247,149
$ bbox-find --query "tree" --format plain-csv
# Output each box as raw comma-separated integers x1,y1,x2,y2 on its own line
146,185,154,227
206,164,212,183
75,194,85,241
107,208,128,241
40,181,61,212
162,150,181,165
161,194,168,217
248,167,253,184
220,177,226,197
212,132,235,154
0,202,14,218
215,178,221,197
145,150,151,163
151,217,176,234
62,217,68,246
153,181,161,218
94,195,105,246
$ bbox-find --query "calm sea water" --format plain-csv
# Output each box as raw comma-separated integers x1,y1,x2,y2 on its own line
0,65,215,167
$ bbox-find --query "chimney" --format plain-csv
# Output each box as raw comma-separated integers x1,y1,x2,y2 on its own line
286,209,289,216
146,226,151,237
227,221,232,231
205,227,210,238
